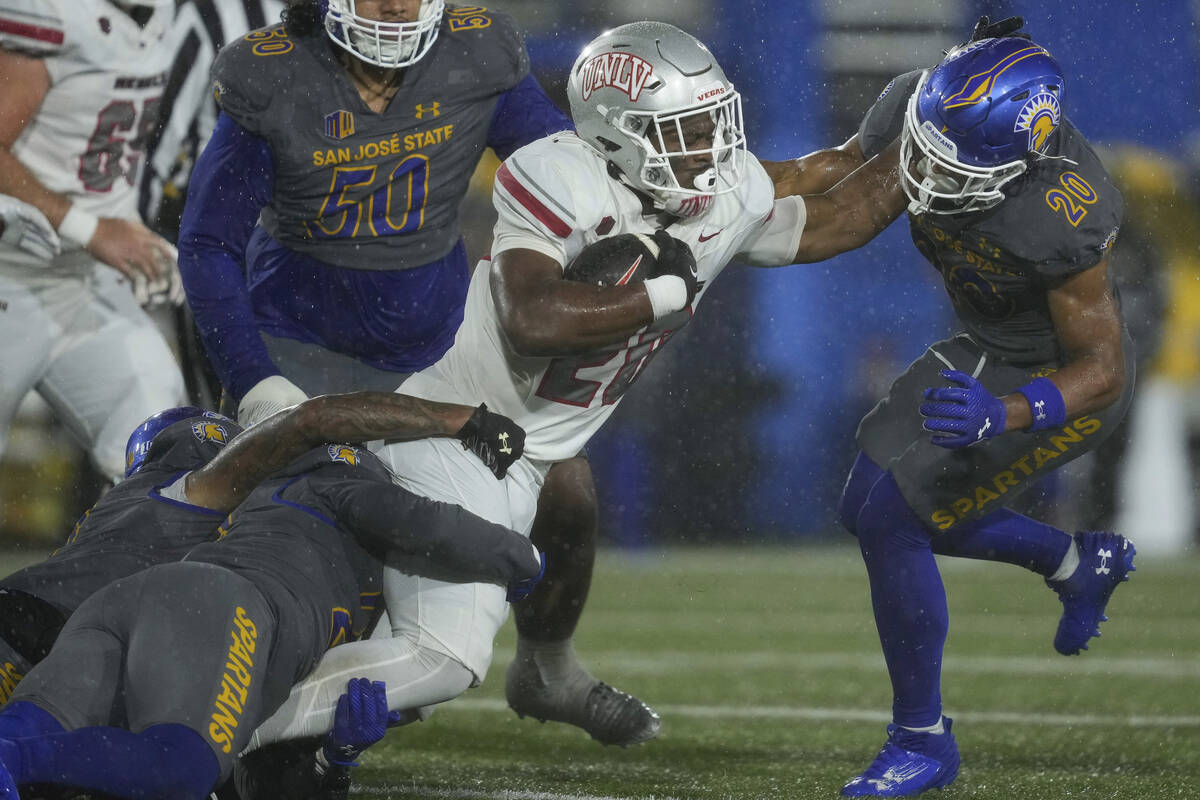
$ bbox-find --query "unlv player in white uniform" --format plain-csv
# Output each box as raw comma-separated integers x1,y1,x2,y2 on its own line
0,0,185,481
247,21,905,747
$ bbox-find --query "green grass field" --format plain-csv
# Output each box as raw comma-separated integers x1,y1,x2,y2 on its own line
344,545,1200,800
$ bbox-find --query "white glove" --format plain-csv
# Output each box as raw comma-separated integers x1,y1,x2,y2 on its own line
237,375,309,427
0,195,61,261
131,242,185,308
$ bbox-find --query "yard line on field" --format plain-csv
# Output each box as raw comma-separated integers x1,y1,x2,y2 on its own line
452,698,1200,728
354,786,682,800
490,649,1200,680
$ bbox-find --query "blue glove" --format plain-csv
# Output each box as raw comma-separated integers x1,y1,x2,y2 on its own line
919,369,1007,449
506,549,547,603
323,678,389,767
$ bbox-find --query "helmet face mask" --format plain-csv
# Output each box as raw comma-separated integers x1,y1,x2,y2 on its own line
568,22,747,219
899,38,1064,216
324,0,444,70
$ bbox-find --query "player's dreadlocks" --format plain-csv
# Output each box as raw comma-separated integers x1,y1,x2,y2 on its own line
281,0,323,37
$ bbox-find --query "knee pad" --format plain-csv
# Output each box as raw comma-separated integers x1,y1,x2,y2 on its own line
838,452,886,537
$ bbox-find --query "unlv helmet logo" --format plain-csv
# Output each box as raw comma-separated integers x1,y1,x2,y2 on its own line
579,51,655,102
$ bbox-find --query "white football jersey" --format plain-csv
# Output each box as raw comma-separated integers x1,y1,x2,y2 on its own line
400,132,803,462
0,0,174,223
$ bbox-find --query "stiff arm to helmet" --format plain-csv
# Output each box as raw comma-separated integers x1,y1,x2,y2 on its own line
566,21,746,219
899,37,1066,215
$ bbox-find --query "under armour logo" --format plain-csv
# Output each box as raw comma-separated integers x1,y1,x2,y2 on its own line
415,102,441,119
976,417,992,441
1033,400,1046,421
497,432,512,455
1096,547,1112,575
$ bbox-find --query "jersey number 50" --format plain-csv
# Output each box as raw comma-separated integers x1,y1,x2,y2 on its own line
308,156,430,239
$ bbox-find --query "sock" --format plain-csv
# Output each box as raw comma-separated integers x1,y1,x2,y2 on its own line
0,701,64,740
855,472,948,730
930,508,1074,576
838,452,887,537
9,722,220,800
514,637,593,687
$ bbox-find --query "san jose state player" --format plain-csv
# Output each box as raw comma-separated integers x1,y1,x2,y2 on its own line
0,423,542,799
825,22,1137,798
0,0,187,482
176,0,644,745
241,20,910,752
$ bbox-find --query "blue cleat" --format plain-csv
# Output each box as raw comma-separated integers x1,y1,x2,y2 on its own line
841,717,959,797
1048,532,1135,656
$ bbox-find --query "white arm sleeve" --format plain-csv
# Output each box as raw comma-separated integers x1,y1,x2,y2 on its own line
735,195,807,268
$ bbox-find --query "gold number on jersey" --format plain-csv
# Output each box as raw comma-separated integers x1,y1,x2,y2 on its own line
1044,171,1097,228
446,5,491,31
246,27,294,57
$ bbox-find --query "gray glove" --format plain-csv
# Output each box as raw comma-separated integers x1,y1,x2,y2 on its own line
237,375,309,427
131,242,185,308
0,195,61,261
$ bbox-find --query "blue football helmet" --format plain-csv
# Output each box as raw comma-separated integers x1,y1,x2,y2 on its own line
900,37,1065,215
124,406,229,478
322,0,444,69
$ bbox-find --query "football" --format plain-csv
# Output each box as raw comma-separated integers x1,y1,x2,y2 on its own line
563,233,660,286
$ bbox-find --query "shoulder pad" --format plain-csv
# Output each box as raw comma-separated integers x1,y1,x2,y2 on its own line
495,134,610,237
442,5,529,90
0,0,67,56
211,23,298,132
144,416,243,474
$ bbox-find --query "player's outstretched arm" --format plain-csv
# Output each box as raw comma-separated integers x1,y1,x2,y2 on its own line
184,392,508,510
760,134,866,199
491,248,658,356
789,137,905,264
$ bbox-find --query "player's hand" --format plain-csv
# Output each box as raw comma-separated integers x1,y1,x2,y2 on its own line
237,375,309,427
456,403,525,479
0,195,61,260
323,678,389,767
968,15,1029,42
86,217,174,286
131,242,185,308
507,547,547,603
919,369,1007,449
648,229,699,305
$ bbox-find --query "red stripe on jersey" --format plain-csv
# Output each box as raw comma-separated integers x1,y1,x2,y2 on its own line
496,163,571,238
0,17,64,45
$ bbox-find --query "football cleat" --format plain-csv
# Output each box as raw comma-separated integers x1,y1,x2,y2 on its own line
505,660,661,747
842,718,960,797
1048,531,1136,656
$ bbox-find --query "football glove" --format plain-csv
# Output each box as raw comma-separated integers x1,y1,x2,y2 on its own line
456,403,525,479
0,194,61,261
968,15,1030,42
322,678,389,768
919,369,1007,449
237,375,309,428
506,547,547,603
648,229,699,306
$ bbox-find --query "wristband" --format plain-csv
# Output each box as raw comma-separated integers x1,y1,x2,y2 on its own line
1016,377,1066,432
642,275,687,320
57,205,99,247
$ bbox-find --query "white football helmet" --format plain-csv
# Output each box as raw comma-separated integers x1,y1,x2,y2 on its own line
567,21,746,218
324,0,444,69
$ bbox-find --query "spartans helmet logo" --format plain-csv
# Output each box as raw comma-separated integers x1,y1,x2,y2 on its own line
1014,92,1061,153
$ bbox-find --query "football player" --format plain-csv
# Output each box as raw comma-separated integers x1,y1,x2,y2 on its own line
241,20,908,752
175,0,648,745
0,0,188,482
823,21,1136,798
0,422,543,799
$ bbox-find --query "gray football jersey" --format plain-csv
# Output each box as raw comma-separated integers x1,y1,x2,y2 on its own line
861,71,1124,366
211,5,529,270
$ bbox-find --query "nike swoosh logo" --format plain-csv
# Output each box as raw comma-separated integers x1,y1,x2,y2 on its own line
616,255,643,285
698,229,724,242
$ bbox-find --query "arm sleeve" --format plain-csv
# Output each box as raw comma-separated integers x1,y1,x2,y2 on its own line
322,481,540,586
735,196,807,267
486,73,574,162
0,0,65,56
176,112,277,400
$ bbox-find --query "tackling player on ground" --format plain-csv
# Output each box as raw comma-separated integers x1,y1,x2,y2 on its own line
826,20,1136,797
242,19,909,753
0,0,187,482
176,0,648,744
